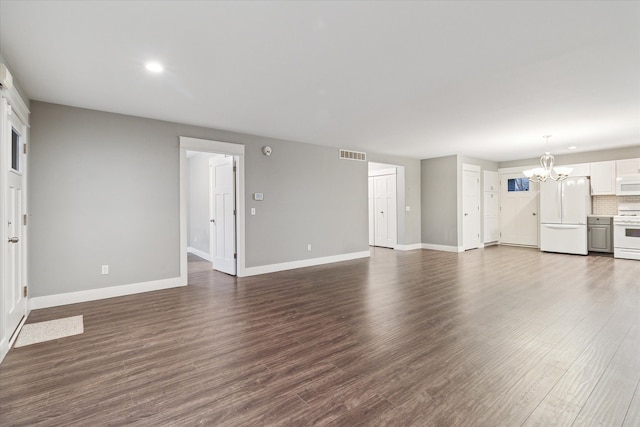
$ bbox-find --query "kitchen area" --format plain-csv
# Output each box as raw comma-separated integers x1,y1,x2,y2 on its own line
500,156,640,261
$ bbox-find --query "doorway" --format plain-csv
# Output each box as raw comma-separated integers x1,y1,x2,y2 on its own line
462,164,481,250
180,137,245,281
368,162,398,249
186,151,237,275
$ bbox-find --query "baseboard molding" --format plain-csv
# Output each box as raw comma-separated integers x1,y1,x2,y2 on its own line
240,251,371,277
421,243,464,253
395,243,423,251
187,246,212,262
29,277,186,310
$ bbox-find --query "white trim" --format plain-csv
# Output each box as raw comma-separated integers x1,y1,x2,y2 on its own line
462,163,481,172
187,246,212,262
368,168,397,177
29,277,185,310
421,243,464,253
0,313,28,364
240,251,370,277
180,136,245,155
179,137,246,278
395,243,423,251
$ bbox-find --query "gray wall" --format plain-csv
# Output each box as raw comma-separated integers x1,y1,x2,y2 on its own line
245,138,367,266
188,152,218,256
367,153,421,246
499,146,640,169
29,102,369,297
420,155,458,246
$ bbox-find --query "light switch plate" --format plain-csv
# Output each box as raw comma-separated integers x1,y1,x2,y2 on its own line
254,193,264,201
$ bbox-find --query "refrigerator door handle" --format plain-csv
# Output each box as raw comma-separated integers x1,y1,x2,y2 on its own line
542,224,583,229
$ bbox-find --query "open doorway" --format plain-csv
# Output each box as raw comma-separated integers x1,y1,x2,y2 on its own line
186,151,237,276
179,137,245,281
368,162,400,249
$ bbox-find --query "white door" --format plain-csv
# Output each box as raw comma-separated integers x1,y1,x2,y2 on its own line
368,177,374,246
500,174,539,246
463,169,481,250
209,156,236,275
373,174,397,248
2,99,28,349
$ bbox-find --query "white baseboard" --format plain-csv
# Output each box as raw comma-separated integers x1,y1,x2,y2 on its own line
421,243,464,253
187,246,212,262
395,243,423,251
240,251,371,277
29,277,186,310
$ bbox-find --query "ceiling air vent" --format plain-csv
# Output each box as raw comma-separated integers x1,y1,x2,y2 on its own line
339,149,367,162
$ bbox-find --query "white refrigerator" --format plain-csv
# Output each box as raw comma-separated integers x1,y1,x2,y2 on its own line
540,176,592,255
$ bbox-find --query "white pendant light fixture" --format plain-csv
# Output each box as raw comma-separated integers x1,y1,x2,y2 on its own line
523,135,572,182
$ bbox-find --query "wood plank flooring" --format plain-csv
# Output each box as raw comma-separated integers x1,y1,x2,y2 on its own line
1,246,639,426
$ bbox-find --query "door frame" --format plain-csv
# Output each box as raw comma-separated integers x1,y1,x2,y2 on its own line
179,137,245,278
0,81,31,363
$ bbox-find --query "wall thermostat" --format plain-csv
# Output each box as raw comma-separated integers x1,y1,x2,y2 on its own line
262,146,272,156
254,193,264,201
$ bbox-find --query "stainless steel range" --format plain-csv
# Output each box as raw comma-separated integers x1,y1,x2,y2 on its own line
614,203,640,260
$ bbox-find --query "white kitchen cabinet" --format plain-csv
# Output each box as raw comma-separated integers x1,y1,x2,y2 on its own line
616,158,640,176
564,163,591,177
590,161,616,195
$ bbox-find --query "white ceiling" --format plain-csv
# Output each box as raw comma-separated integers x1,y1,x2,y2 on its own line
1,1,638,161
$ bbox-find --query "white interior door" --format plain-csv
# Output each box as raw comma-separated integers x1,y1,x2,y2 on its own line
368,177,374,246
2,99,28,349
463,169,481,250
373,174,397,248
500,173,539,246
209,156,236,275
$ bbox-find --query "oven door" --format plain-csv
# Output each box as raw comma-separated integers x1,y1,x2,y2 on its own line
614,222,640,249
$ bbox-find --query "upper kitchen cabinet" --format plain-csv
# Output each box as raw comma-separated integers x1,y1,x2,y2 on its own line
616,158,640,176
590,161,616,195
563,163,591,177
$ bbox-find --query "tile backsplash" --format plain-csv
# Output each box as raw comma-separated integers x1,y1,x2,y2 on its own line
592,195,640,215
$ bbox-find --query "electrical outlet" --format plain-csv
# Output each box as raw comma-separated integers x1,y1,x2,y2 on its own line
101,265,109,275
307,244,312,251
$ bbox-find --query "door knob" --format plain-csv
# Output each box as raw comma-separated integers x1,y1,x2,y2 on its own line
210,219,215,223
8,237,19,243
533,213,537,216
464,213,468,216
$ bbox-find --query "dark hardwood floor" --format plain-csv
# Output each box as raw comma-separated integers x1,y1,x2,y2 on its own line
1,246,639,426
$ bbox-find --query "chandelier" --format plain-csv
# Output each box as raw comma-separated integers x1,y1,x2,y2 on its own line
523,135,572,182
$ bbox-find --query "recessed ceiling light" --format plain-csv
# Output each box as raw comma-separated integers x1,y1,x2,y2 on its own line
568,146,577,150
145,62,164,73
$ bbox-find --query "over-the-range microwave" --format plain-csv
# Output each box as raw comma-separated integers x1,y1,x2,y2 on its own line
616,175,640,196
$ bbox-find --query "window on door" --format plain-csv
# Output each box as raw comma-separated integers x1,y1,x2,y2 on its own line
507,177,529,192
11,127,21,173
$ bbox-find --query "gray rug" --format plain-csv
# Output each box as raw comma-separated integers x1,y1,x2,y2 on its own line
14,315,84,348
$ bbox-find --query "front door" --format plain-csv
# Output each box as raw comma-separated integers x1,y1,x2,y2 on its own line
2,99,28,349
500,173,539,246
209,156,236,275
